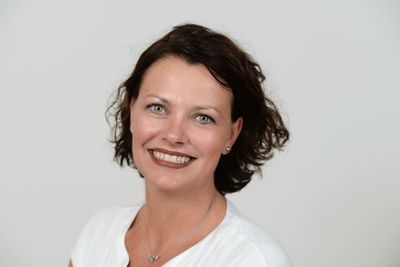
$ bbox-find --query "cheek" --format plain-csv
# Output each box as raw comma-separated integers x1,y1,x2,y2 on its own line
192,130,225,157
131,115,161,147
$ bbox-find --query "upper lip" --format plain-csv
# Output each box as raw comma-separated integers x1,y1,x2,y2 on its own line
149,148,195,158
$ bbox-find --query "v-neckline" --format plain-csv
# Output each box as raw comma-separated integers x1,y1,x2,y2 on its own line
120,200,233,266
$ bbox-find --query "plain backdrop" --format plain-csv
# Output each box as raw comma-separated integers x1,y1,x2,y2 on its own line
1,0,399,266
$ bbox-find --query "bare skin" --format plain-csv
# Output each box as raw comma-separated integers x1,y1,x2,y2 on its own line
125,192,227,267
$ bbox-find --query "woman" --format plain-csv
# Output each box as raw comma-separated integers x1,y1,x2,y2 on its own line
70,24,290,267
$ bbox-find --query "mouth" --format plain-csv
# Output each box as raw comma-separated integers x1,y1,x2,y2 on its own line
149,149,195,167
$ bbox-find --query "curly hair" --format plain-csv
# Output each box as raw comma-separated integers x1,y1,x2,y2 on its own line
106,23,289,194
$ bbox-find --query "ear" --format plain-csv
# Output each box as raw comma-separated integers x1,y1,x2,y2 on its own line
129,98,136,133
223,117,243,155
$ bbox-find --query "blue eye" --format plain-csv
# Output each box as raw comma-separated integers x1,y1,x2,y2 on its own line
149,104,165,114
195,114,214,124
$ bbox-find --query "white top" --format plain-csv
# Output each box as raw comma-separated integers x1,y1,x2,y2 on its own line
71,200,291,267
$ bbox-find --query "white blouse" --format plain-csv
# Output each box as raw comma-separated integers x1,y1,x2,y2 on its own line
71,200,291,267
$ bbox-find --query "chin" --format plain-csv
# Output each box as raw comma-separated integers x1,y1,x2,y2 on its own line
144,173,188,191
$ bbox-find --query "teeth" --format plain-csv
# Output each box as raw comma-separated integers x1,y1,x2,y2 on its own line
152,151,191,164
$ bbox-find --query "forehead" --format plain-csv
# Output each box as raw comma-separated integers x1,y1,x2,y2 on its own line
138,56,233,106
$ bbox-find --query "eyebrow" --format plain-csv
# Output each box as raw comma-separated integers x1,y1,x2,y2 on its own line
193,105,222,115
144,94,222,115
145,94,169,104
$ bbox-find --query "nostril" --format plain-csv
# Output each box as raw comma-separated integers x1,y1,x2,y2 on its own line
162,122,188,144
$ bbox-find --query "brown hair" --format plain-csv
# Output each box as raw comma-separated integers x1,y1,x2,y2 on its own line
107,23,289,194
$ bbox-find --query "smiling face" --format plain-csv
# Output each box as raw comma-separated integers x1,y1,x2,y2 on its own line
130,56,242,194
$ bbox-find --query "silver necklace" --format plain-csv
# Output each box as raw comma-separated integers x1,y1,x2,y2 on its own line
142,196,216,263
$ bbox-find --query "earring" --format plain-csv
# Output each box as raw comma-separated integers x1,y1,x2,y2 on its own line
226,146,231,152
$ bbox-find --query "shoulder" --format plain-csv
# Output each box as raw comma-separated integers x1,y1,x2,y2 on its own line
77,206,134,239
70,204,140,266
219,201,292,267
84,206,136,229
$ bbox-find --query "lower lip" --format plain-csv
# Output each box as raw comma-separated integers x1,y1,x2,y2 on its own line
149,150,193,169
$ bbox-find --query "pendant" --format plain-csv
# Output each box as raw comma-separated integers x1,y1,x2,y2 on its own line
148,255,160,263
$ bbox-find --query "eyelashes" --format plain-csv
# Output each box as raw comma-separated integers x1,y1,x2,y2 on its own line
194,114,214,124
146,103,215,125
148,103,166,114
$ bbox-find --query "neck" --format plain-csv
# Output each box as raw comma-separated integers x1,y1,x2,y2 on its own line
141,181,225,248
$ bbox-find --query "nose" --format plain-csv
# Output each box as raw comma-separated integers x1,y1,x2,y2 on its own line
162,115,188,145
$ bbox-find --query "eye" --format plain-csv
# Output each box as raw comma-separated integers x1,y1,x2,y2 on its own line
195,114,214,124
148,104,166,114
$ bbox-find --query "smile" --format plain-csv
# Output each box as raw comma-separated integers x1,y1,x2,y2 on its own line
149,149,194,165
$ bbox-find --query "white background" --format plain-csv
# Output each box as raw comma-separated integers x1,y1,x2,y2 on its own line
1,0,399,266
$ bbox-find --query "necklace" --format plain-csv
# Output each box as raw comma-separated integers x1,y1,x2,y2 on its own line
142,195,216,263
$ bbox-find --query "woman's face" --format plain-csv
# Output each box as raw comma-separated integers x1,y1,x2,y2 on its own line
130,56,242,193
